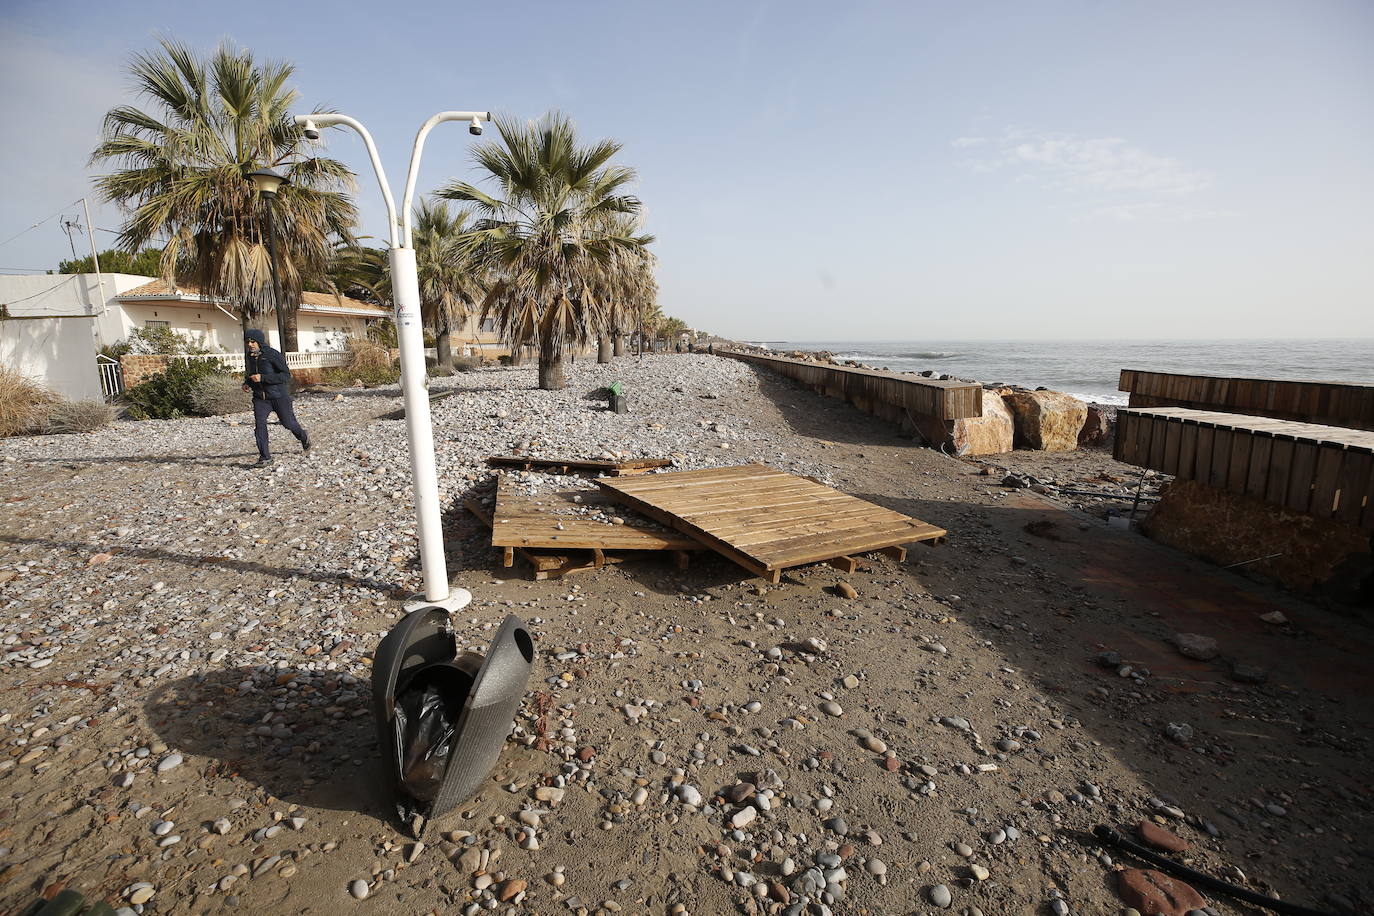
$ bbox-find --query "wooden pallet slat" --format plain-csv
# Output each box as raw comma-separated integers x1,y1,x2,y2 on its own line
598,463,945,579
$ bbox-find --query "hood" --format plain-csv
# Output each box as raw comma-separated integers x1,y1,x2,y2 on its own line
244,329,268,351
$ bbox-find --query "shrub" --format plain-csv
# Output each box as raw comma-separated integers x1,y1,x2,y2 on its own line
0,367,60,437
105,325,215,358
321,364,400,388
345,337,394,373
452,355,482,372
123,360,230,419
292,368,324,388
46,399,117,433
188,374,250,415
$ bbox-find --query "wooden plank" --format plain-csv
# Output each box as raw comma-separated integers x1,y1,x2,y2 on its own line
878,545,908,562
1265,438,1295,506
1176,423,1198,481
1311,447,1345,518
826,556,859,574
487,455,672,474
599,464,944,578
1162,420,1182,476
1286,442,1319,513
1335,451,1372,525
1245,434,1272,499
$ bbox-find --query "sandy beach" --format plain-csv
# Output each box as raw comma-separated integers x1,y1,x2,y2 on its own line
1,354,1369,915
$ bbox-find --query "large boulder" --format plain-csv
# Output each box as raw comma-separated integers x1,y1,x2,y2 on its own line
1003,390,1088,450
1078,405,1112,447
908,389,1013,456
951,390,1014,455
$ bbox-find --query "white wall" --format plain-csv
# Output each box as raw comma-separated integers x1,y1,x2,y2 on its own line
0,273,150,400
119,301,243,352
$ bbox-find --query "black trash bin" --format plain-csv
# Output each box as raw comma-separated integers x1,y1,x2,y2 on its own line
372,611,534,836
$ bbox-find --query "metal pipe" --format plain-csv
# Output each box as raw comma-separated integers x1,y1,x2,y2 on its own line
389,246,447,602
400,111,490,249
1092,826,1341,916
261,192,289,351
293,113,401,248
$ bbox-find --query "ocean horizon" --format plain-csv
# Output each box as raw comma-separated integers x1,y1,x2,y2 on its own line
755,339,1374,406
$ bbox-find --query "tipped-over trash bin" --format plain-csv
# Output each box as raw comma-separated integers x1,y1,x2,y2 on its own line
372,610,534,836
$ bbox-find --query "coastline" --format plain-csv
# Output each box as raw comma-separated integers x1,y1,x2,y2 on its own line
0,354,1367,915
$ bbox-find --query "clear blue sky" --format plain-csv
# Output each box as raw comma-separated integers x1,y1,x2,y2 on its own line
2,0,1371,340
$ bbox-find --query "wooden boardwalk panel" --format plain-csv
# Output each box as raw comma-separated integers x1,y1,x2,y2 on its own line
486,476,701,551
598,463,946,580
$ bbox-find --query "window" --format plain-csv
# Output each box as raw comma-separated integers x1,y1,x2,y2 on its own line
145,320,169,328
479,318,496,333
313,326,328,334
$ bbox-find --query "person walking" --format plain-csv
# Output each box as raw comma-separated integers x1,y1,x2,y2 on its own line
242,329,310,467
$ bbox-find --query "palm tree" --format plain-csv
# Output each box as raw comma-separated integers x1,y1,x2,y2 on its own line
90,38,357,352
414,201,485,369
589,215,655,362
438,112,648,389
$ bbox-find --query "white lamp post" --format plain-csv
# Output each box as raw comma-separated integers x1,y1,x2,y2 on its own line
294,110,490,613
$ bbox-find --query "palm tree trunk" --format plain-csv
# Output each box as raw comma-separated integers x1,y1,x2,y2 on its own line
612,331,625,357
597,335,612,363
436,316,452,369
537,337,566,390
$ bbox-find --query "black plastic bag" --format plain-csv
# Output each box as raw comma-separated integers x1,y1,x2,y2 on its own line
391,659,477,804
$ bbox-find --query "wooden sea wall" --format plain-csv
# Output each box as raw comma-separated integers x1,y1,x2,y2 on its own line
1119,370,1374,431
720,351,983,424
1115,407,1374,530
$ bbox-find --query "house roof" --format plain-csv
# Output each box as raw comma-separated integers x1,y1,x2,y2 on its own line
116,278,389,318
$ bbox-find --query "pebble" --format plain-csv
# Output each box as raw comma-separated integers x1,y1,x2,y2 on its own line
862,736,887,753
349,879,369,899
969,865,989,881
128,886,155,905
156,753,183,773
929,884,952,908
819,701,843,717
678,785,703,806
1050,899,1069,916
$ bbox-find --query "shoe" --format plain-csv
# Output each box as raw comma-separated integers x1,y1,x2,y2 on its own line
302,434,312,453
254,457,273,468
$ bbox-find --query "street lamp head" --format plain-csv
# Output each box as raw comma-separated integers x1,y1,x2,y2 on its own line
300,119,321,141
469,116,483,136
247,166,289,196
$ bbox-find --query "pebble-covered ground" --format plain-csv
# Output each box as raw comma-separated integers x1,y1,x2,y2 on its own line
0,354,1369,915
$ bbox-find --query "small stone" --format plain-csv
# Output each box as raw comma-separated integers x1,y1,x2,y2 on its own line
1137,820,1190,853
865,858,886,877
496,878,527,902
836,582,858,600
969,865,989,881
1118,869,1205,916
954,843,973,857
825,816,849,836
349,879,369,899
1049,899,1069,916
677,785,703,806
731,807,757,829
128,886,155,905
862,736,886,753
156,754,183,773
727,783,756,804
1173,633,1219,661
819,701,843,717
1259,611,1288,625
212,818,231,835
841,675,860,689
534,786,565,806
929,884,952,908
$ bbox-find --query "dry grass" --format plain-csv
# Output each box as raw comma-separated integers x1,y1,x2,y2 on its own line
47,399,118,433
0,366,60,437
345,337,394,373
188,374,251,415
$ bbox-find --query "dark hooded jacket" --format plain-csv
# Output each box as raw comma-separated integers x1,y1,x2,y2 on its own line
243,329,292,400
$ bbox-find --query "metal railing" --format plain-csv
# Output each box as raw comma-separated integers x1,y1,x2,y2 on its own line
168,352,352,371
96,355,124,401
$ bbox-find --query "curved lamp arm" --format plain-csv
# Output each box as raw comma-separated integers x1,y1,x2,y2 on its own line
294,113,401,248
400,111,491,249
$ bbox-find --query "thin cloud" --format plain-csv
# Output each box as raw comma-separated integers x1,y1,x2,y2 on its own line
955,128,1216,220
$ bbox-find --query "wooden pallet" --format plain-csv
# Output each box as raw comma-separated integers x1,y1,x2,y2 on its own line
462,476,699,579
597,463,946,582
485,455,673,476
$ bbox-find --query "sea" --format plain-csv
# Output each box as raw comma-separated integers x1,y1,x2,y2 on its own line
756,339,1374,406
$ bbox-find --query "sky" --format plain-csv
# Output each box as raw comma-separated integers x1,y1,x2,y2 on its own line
1,0,1371,341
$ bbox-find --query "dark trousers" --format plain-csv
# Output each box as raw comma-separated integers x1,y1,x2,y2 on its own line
252,395,307,458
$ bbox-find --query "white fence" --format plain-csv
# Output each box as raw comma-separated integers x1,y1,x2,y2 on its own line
170,352,352,372
96,355,124,401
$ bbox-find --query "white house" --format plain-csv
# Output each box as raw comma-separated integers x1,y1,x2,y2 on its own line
0,272,152,400
110,278,389,352
0,272,388,399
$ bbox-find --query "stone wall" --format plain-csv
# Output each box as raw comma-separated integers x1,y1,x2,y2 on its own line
119,355,170,388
